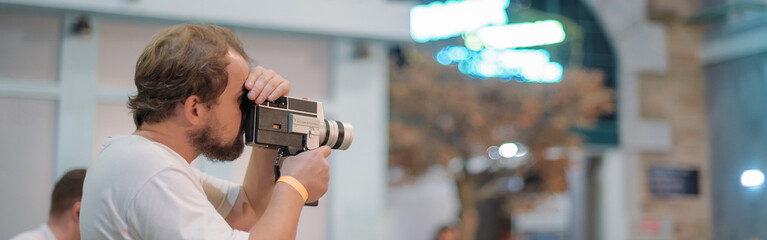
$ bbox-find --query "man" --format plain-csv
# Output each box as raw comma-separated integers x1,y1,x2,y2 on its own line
80,24,331,239
12,169,87,240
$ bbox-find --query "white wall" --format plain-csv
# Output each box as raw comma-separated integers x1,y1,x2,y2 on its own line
326,38,390,240
0,12,61,239
0,0,414,41
0,98,57,238
388,167,460,240
0,12,59,82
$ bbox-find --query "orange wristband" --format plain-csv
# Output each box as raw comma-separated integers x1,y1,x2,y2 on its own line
277,176,308,202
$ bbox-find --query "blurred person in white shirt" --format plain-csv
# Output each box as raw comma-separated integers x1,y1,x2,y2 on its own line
11,169,86,240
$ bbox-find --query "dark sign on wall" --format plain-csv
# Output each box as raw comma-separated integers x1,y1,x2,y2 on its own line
649,165,699,198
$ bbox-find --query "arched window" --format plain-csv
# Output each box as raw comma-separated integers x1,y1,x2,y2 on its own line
523,0,619,145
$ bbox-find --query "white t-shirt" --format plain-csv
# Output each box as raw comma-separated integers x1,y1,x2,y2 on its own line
10,224,55,240
80,135,250,239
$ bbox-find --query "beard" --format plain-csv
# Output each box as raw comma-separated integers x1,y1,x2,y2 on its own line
190,120,245,162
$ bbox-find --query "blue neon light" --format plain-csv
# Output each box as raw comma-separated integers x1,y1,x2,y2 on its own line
434,46,564,83
473,20,566,49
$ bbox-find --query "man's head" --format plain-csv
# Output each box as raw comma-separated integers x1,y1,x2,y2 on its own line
434,225,460,240
128,24,251,161
49,169,86,222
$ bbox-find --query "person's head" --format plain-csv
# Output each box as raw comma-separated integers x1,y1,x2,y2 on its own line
128,23,251,161
435,224,460,240
49,168,86,238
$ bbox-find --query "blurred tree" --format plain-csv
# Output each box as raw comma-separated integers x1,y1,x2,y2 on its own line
388,46,614,240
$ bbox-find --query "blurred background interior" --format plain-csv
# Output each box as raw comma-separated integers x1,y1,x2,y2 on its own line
1,0,766,239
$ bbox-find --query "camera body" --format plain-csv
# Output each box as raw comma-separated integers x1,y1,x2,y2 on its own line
241,95,353,156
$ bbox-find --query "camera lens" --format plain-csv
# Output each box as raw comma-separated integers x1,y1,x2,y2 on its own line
320,120,353,150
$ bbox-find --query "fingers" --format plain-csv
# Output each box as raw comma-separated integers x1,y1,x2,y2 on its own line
256,74,280,103
268,81,290,102
243,66,291,104
316,146,332,158
244,66,263,90
252,69,275,103
245,66,264,100
280,146,330,202
293,146,330,162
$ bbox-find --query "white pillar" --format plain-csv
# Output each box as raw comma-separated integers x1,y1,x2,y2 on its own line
600,149,631,240
584,1,671,239
326,38,389,240
55,14,99,179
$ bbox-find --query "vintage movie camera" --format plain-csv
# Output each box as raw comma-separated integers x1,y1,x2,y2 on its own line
241,92,353,156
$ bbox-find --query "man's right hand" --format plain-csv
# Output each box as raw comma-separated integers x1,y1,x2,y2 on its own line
279,146,331,203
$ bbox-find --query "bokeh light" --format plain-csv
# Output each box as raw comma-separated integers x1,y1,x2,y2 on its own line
487,146,501,160
499,143,519,158
434,46,563,83
741,169,765,187
466,156,491,174
475,20,566,49
498,176,525,193
410,0,510,43
511,143,528,157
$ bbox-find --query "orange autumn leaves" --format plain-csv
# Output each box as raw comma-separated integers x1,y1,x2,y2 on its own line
389,47,614,186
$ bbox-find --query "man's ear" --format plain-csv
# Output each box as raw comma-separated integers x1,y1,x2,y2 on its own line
72,201,81,222
183,95,206,125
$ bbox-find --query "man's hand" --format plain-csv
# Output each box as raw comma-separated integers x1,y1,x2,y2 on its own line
280,146,331,203
244,66,291,104
242,146,331,240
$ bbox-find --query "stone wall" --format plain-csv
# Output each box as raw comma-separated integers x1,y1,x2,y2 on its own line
639,0,710,239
